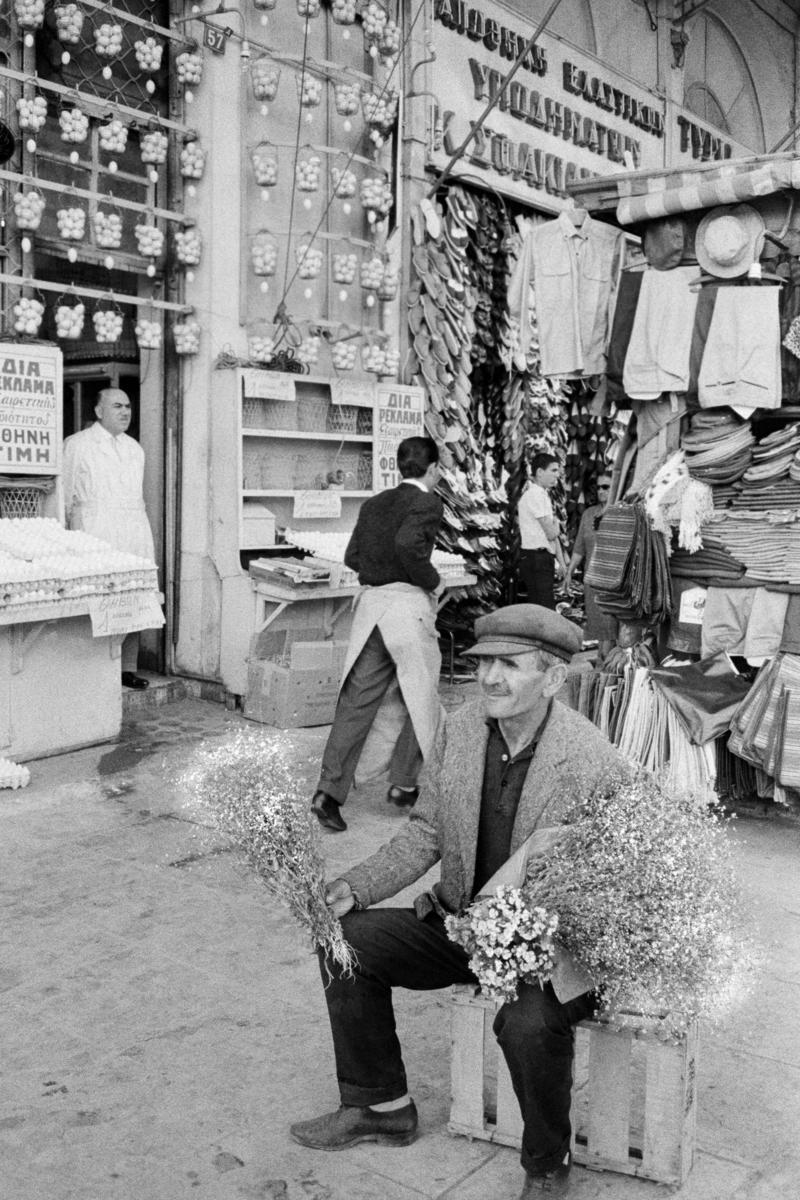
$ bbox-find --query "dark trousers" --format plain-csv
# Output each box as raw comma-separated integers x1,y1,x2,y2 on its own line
318,627,422,804
519,549,556,610
320,907,595,1176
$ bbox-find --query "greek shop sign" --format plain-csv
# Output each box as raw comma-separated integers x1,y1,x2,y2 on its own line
429,0,666,207
0,343,62,474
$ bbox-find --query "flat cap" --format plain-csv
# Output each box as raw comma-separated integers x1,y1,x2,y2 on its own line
465,603,582,662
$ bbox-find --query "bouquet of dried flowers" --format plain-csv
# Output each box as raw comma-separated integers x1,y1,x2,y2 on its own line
181,731,355,974
523,770,754,1029
446,770,754,1031
445,885,559,1003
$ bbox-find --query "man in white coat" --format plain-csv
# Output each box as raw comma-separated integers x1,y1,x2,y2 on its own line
62,387,156,689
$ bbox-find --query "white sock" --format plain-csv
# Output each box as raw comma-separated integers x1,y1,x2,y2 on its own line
369,1095,411,1112
392,785,416,793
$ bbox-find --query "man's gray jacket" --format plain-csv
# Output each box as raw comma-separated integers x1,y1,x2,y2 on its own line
344,697,627,1002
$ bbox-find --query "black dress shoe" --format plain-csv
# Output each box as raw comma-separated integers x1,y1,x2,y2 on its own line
386,785,419,807
290,1100,418,1150
121,672,149,690
519,1160,571,1196
311,791,347,832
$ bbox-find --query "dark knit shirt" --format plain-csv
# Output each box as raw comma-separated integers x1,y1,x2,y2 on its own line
472,705,552,897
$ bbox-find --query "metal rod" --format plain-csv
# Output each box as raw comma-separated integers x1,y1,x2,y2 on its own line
79,0,193,43
0,65,193,134
425,0,566,198
0,272,193,313
0,168,189,224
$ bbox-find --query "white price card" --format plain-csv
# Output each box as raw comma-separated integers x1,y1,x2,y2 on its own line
89,591,165,637
293,491,342,520
331,379,375,408
242,370,296,403
678,585,707,626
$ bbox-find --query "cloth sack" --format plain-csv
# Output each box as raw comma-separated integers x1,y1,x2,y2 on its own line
649,652,753,745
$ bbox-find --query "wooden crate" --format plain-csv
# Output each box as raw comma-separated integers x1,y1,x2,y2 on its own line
448,985,698,1187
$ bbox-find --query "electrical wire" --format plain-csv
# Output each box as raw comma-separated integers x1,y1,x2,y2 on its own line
270,0,427,328
277,10,314,327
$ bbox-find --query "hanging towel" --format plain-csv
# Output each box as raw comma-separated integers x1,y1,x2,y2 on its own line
698,287,782,411
623,266,699,400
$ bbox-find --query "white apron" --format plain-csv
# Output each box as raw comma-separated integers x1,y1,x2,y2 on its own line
345,582,444,784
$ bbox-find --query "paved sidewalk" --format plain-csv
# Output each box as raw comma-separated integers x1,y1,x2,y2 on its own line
1,689,799,1200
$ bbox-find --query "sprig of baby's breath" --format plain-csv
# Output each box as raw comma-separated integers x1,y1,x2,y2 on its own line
181,731,355,975
525,770,757,1031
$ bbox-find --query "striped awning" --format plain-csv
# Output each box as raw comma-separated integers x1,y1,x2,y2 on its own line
567,152,800,227
616,158,800,226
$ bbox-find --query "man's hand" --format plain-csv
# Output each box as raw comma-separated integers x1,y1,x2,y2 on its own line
554,559,565,580
325,878,356,918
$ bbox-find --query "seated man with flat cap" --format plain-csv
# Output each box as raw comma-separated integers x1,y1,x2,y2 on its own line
290,604,627,1199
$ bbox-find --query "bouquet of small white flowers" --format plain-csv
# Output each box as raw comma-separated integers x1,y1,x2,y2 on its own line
181,731,355,975
445,884,559,1003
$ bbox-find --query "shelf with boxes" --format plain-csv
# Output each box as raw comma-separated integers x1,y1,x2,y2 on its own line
238,370,377,551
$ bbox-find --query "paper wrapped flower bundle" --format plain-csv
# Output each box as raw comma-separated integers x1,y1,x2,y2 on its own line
181,732,354,974
448,770,754,1031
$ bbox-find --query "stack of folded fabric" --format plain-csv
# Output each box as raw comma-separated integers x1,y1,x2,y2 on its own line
704,510,800,584
790,446,800,484
584,502,672,623
669,534,746,582
681,411,755,485
729,653,800,788
728,479,800,511
740,422,800,486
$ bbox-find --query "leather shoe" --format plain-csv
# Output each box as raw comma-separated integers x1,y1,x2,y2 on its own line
386,785,419,807
519,1160,571,1197
121,672,149,690
311,791,347,832
290,1101,418,1150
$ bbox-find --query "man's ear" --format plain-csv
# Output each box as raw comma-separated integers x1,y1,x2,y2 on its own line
543,662,567,696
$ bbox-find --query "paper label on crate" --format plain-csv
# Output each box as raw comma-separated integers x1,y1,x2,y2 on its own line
678,586,706,626
331,379,375,408
89,590,165,637
241,369,296,403
292,491,342,520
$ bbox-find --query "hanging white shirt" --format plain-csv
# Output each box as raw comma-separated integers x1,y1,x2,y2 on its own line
62,421,156,563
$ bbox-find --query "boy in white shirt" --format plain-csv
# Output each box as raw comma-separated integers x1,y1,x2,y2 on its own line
517,453,566,610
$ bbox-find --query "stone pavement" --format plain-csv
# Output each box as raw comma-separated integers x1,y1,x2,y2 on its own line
1,685,799,1200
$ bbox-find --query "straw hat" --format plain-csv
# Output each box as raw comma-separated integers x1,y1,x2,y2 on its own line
695,204,765,279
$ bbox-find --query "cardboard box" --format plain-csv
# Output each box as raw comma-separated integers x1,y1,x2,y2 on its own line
243,658,344,728
242,505,276,549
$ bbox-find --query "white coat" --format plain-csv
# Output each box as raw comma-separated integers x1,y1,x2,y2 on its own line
62,422,155,563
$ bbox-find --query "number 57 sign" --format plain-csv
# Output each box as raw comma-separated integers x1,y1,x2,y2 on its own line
203,23,231,54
